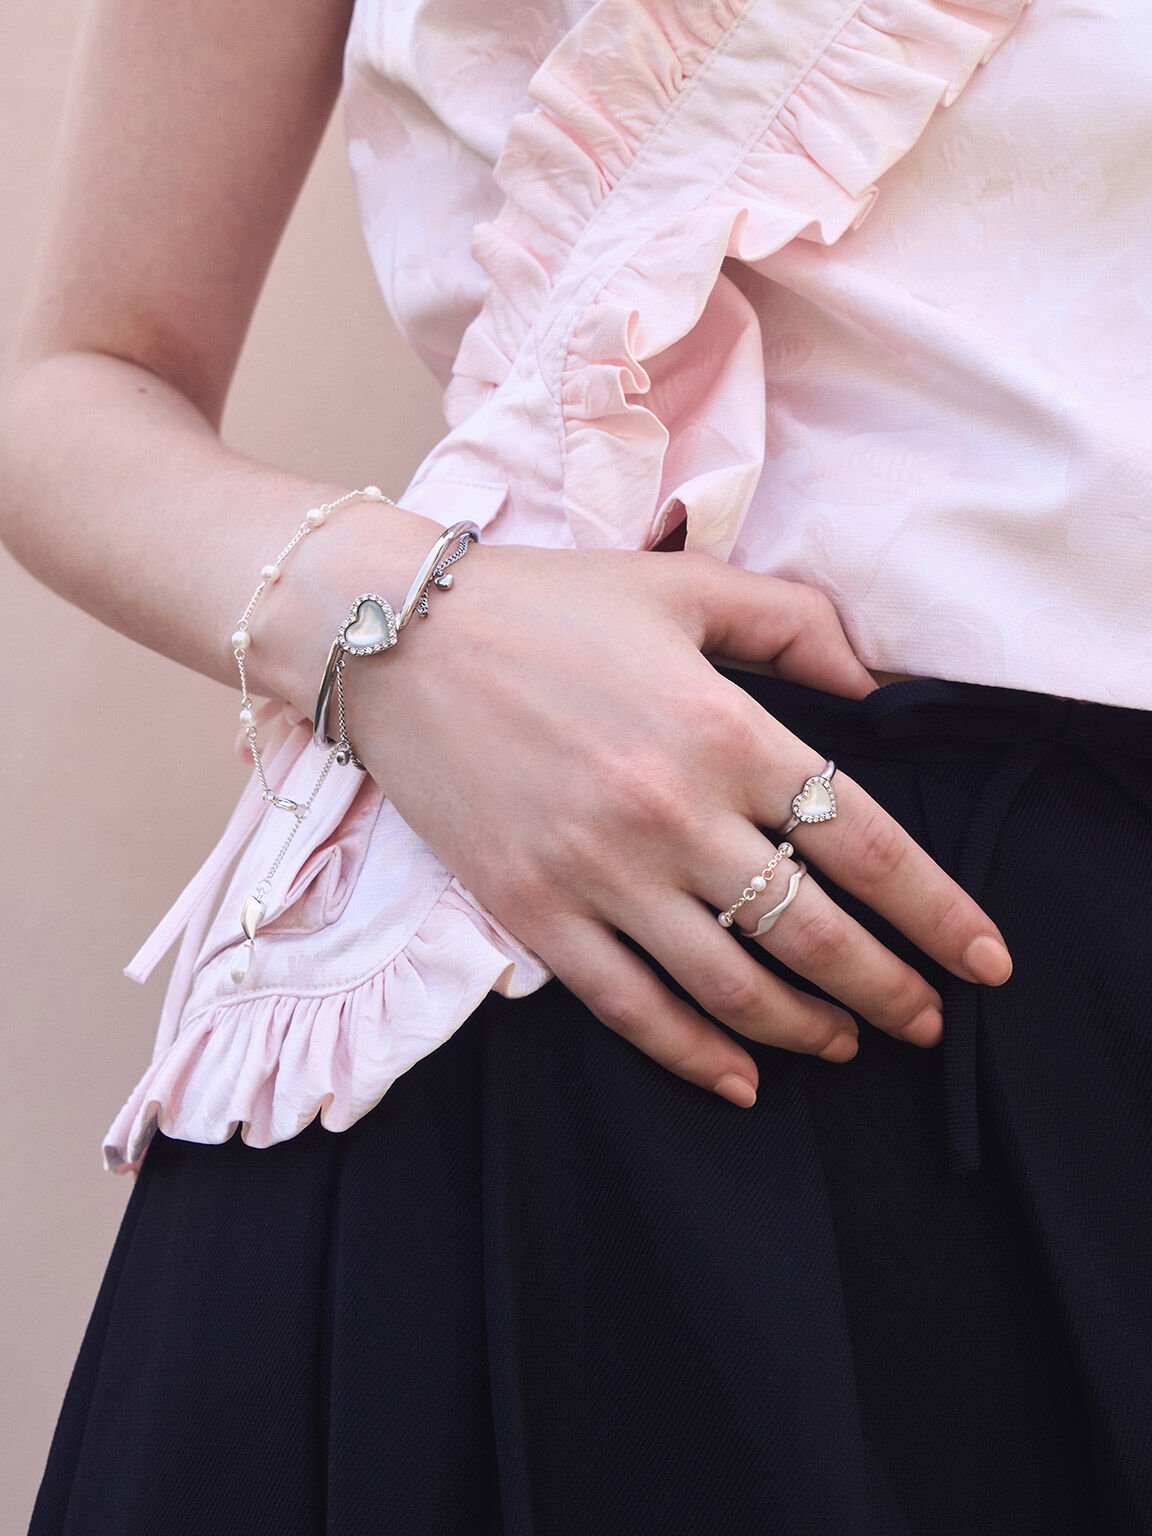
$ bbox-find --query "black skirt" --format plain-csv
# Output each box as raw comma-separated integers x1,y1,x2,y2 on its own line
29,671,1152,1536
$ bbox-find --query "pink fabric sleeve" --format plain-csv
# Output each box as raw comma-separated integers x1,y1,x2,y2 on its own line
104,0,1031,1173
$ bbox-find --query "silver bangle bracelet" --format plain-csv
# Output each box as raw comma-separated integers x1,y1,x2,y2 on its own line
312,519,480,750
396,519,481,628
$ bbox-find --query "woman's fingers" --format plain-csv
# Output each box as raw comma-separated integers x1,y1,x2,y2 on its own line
658,552,1011,988
698,824,945,1048
538,915,765,1106
608,893,860,1062
746,748,1013,987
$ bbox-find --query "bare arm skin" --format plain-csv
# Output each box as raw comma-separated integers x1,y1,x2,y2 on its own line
0,0,445,712
0,0,1013,1109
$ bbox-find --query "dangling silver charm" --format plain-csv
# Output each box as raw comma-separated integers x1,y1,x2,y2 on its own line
229,893,265,985
433,571,454,589
229,939,255,985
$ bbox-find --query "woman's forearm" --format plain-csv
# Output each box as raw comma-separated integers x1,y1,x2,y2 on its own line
0,348,448,719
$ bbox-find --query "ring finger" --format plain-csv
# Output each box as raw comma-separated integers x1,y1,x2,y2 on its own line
699,821,944,1047
616,890,861,1062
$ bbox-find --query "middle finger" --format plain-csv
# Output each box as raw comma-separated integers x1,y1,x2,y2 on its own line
700,819,944,1047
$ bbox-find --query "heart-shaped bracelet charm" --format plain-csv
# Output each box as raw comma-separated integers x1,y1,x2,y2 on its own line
791,774,837,824
338,593,398,656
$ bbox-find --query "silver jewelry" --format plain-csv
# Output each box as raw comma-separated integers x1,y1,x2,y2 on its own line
312,519,480,751
228,484,394,984
396,519,481,628
737,862,808,937
717,841,794,928
779,759,837,835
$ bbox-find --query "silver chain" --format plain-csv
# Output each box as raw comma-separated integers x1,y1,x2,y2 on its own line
717,841,795,928
227,485,392,982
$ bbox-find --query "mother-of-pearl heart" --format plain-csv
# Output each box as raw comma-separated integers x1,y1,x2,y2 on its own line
791,775,836,823
339,593,398,655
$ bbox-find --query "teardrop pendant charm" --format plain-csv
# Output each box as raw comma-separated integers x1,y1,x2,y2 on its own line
229,938,254,985
229,893,265,986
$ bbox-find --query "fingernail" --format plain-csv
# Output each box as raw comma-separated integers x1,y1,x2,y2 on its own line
964,935,1013,986
714,1074,758,1108
818,1033,859,1064
900,1006,943,1047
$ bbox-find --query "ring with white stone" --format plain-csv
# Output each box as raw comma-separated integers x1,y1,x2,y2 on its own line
717,841,794,929
778,759,837,836
736,862,809,938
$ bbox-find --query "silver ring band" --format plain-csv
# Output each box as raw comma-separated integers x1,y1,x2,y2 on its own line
736,861,808,937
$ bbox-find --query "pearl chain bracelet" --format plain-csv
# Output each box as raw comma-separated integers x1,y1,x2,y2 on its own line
716,841,795,929
227,484,393,984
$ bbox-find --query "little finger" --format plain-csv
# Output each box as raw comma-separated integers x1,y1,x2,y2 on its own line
615,894,859,1062
540,914,763,1107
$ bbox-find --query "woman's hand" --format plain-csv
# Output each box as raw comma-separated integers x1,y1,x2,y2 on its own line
328,541,1013,1108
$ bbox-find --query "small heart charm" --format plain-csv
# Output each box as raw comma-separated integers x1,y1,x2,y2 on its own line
338,593,398,655
791,775,836,823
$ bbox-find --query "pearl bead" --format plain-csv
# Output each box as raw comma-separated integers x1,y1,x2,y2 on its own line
780,842,793,857
231,629,250,651
363,485,384,500
239,707,255,726
306,506,328,526
750,875,767,892
260,564,280,583
718,912,733,928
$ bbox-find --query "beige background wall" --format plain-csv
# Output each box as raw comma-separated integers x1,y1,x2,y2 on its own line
0,4,445,1525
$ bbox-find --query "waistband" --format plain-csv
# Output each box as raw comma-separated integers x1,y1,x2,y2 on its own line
713,668,1152,1175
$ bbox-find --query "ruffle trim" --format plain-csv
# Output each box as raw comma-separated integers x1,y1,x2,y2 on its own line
441,0,1033,553
103,878,551,1175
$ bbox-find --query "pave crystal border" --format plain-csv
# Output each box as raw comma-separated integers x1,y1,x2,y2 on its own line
337,592,399,656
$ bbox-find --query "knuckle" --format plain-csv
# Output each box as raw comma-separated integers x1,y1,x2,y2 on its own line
777,577,837,627
781,903,848,970
486,862,552,922
666,550,723,625
804,1023,845,1055
591,743,685,830
698,966,768,1025
798,581,837,620
617,764,685,829
587,986,649,1039
660,1035,717,1082
920,887,972,953
786,1008,850,1055
681,687,751,753
883,969,935,1028
848,807,907,886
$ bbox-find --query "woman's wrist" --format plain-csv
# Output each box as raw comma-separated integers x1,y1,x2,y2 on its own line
243,488,459,724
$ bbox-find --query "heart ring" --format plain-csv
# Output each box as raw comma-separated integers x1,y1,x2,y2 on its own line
778,760,837,836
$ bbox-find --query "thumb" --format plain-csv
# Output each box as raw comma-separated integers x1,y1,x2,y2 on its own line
668,555,879,700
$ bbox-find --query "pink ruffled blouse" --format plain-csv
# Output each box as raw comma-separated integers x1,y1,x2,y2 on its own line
103,0,1152,1173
